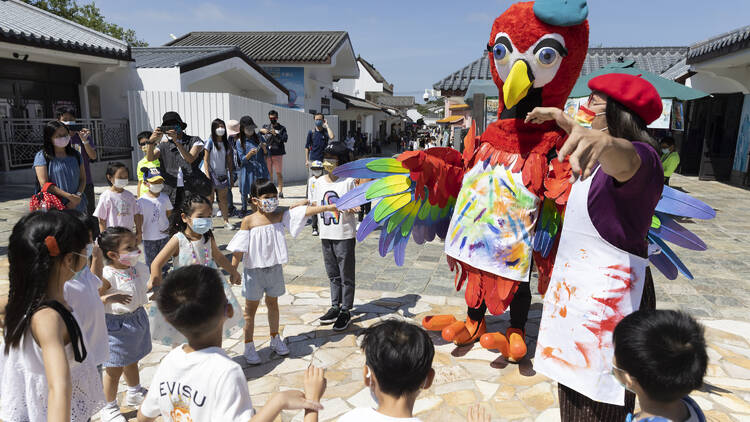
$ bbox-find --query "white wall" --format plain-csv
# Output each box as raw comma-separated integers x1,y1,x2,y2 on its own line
304,66,334,114
135,68,182,91
127,91,338,183
80,63,143,120
333,62,383,99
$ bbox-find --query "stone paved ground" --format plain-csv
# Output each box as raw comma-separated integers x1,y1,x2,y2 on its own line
0,171,749,421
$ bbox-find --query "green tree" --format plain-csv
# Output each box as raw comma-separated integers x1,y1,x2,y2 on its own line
22,0,148,46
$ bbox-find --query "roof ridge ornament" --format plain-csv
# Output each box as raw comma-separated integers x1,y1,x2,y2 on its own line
533,0,588,27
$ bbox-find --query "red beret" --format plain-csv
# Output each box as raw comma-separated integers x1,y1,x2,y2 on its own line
588,73,662,124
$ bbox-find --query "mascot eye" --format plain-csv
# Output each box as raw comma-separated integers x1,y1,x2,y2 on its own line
536,47,559,67
493,44,508,62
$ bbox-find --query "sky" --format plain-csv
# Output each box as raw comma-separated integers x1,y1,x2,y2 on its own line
99,0,750,100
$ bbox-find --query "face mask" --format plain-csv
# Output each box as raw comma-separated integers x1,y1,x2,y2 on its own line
315,120,324,128
311,169,323,177
85,243,94,258
118,250,141,267
215,127,226,137
61,120,76,126
244,128,255,136
270,118,278,124
69,252,88,279
323,160,338,173
662,148,670,154
191,217,213,234
149,183,164,193
113,178,128,188
53,136,71,147
141,145,148,153
259,197,279,213
575,105,605,129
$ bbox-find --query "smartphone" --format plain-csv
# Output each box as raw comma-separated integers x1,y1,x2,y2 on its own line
67,124,84,132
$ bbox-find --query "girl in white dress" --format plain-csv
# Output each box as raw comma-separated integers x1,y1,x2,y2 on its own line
1,211,104,421
228,178,335,364
148,194,243,347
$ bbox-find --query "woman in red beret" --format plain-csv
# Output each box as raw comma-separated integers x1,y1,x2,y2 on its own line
525,73,663,421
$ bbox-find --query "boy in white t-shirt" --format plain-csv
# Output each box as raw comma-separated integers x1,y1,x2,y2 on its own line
339,320,435,422
307,160,324,236
314,143,358,331
136,167,173,276
137,265,326,422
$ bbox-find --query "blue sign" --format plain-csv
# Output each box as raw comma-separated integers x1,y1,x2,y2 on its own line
263,66,305,110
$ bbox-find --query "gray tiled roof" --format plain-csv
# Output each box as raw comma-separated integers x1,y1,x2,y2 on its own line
687,25,750,64
332,92,383,111
167,31,350,64
434,47,689,95
433,52,492,95
372,95,415,107
581,47,688,76
660,58,691,81
0,0,130,60
132,46,238,68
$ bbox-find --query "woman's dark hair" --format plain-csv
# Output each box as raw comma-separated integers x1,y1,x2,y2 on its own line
661,136,676,147
42,120,79,164
210,118,229,151
250,178,278,199
156,265,226,338
64,209,100,241
605,99,658,150
5,211,88,352
361,319,434,396
104,162,129,186
98,226,134,264
238,115,257,143
169,193,213,240
613,309,707,402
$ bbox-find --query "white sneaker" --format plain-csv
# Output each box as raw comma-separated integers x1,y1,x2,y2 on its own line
244,342,262,365
99,404,127,422
224,222,234,230
124,386,148,407
270,334,289,356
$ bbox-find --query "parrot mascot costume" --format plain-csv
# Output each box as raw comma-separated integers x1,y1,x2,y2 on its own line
333,0,714,363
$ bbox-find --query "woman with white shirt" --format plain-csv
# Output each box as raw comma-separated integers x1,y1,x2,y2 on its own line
203,118,234,230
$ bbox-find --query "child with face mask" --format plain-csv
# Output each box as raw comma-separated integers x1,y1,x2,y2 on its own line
97,227,152,422
136,168,173,277
94,161,144,244
136,131,160,198
227,178,336,364
146,194,243,348
315,143,359,331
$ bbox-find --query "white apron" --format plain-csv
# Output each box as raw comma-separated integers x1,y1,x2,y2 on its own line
445,160,540,282
534,167,647,405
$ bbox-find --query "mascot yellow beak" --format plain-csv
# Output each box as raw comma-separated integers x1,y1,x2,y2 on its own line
503,60,534,110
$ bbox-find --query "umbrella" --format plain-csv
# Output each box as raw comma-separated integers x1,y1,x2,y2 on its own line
570,60,708,101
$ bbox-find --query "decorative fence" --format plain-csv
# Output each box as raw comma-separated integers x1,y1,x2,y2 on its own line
127,91,338,183
0,118,131,171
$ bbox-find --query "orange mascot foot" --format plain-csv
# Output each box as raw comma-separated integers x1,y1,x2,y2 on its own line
442,318,486,346
422,315,457,331
479,332,510,357
506,328,527,362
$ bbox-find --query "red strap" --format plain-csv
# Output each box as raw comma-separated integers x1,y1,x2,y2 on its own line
41,182,56,193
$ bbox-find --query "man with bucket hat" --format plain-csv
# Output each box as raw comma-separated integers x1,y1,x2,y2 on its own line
145,111,211,207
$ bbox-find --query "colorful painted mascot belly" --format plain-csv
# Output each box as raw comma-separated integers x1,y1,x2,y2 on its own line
333,0,712,363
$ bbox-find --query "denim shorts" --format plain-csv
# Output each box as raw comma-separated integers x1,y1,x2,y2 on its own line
242,264,285,301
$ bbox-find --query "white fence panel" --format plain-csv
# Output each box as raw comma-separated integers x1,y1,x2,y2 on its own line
128,90,338,183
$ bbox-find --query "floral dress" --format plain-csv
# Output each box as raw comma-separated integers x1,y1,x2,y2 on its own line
148,232,244,346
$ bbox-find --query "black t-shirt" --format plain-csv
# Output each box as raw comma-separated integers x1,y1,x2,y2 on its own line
262,123,288,156
158,134,202,187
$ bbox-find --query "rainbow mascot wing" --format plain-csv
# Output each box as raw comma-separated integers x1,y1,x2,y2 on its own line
647,185,715,280
333,147,464,265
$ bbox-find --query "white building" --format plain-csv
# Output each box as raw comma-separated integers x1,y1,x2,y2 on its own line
166,31,360,119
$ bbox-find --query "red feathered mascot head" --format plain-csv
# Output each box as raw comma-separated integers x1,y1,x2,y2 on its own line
488,0,589,121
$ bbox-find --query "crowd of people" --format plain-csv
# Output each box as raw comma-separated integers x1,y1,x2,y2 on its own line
0,86,710,421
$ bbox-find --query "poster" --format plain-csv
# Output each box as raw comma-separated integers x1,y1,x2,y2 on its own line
732,95,750,173
671,100,684,131
648,99,672,130
262,66,305,110
485,99,499,129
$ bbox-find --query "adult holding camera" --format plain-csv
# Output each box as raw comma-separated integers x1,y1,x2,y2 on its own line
235,116,268,215
58,109,96,214
305,113,334,171
260,110,288,198
145,111,207,207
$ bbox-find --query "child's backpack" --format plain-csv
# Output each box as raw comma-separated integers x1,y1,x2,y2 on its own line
29,182,66,212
